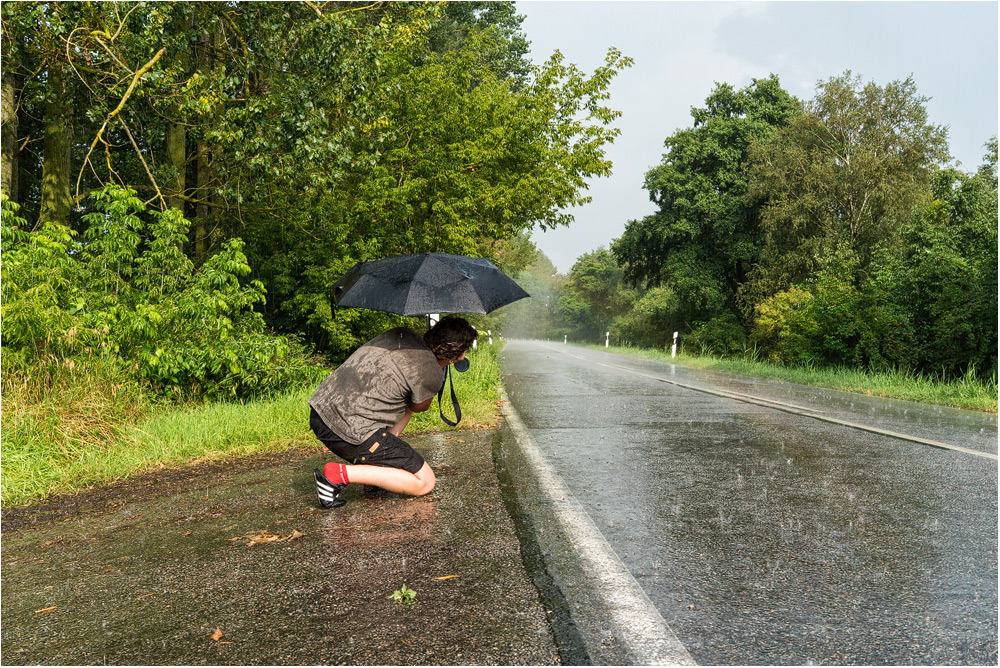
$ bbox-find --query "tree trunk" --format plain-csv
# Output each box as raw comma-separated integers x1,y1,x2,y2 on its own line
165,11,192,216
36,61,74,227
196,139,210,260
193,26,219,262
165,122,186,213
1,70,18,201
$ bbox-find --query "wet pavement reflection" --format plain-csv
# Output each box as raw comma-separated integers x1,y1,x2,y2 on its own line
501,340,998,665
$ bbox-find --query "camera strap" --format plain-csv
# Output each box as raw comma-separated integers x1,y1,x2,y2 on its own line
437,365,462,426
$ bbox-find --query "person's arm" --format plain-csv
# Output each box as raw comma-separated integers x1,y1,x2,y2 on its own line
387,409,411,437
409,396,434,413
388,396,434,436
391,349,444,436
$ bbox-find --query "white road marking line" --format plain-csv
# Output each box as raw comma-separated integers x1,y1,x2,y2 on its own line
548,345,997,461
501,390,696,666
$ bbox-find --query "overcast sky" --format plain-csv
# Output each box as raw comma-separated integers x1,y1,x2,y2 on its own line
515,1,999,273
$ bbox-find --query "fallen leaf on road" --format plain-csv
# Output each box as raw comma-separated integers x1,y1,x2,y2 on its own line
231,530,308,547
210,628,223,642
247,531,282,546
431,575,460,580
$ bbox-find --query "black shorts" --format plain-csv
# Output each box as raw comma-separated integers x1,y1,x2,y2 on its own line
309,407,426,474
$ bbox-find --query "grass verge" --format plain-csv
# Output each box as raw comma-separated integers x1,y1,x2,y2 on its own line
1,343,504,507
586,344,998,413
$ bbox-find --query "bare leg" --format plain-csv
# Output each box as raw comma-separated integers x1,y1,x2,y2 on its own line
344,461,435,496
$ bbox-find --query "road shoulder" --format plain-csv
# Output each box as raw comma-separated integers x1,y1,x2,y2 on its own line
1,430,560,665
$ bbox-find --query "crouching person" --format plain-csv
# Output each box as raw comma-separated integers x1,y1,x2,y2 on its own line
308,316,477,508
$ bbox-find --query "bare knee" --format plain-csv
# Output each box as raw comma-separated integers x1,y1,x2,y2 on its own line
413,463,436,496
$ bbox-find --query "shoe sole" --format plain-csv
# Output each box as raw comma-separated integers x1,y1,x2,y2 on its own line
314,469,347,509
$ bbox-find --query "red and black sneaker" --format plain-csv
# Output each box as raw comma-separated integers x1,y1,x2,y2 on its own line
314,469,347,509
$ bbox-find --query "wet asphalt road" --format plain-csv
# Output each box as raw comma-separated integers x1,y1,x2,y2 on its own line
500,340,998,665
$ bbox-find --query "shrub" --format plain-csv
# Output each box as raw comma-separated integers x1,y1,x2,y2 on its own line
613,285,679,349
750,267,920,373
2,186,320,401
685,312,747,357
750,286,819,365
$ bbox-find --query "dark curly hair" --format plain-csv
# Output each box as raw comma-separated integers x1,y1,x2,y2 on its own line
424,316,478,360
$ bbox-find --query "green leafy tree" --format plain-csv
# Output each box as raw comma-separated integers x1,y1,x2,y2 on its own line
613,76,799,326
748,141,996,377
426,1,531,83
558,248,637,343
4,2,633,361
501,247,567,340
745,72,950,304
257,38,633,352
2,2,83,225
613,285,681,349
872,143,998,377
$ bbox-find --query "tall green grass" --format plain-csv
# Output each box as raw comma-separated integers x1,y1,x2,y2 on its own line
1,342,505,507
589,344,998,413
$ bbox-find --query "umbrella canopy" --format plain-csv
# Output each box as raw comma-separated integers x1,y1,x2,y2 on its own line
332,253,529,316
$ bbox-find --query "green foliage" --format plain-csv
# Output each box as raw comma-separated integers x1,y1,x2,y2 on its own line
750,267,917,371
390,584,417,605
612,286,679,349
519,75,994,385
745,71,951,304
750,286,819,365
427,1,531,83
743,141,997,379
5,2,631,359
235,17,632,353
685,313,748,357
870,156,998,377
553,247,638,343
613,76,799,323
2,186,319,400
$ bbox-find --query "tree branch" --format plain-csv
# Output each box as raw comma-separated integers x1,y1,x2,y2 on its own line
76,47,166,201
118,116,167,210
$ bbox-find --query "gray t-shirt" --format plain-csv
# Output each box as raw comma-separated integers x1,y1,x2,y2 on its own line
309,328,444,444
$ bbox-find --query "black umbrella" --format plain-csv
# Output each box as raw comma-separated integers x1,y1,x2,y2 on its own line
332,252,529,316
